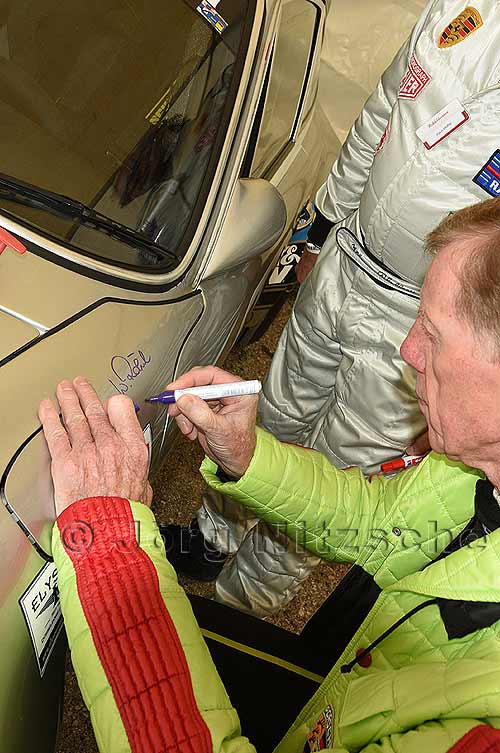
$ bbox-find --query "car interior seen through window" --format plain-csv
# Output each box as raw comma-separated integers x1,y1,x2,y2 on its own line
0,0,251,271
251,0,317,177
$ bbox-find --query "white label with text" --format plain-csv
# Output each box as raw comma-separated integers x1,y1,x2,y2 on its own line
416,99,469,149
19,562,64,676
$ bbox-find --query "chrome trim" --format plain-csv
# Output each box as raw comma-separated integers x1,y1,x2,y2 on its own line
0,303,47,335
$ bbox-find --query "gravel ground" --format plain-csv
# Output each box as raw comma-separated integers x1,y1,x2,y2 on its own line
55,295,349,753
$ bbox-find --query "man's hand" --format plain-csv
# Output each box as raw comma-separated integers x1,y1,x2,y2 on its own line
295,249,319,283
406,429,431,457
166,366,258,479
39,377,152,516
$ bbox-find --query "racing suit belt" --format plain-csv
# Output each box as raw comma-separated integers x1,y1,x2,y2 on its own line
336,227,421,300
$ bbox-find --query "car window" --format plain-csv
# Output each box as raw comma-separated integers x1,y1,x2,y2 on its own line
251,0,318,177
0,0,252,271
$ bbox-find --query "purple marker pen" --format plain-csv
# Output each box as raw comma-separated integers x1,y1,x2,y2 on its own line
146,379,262,404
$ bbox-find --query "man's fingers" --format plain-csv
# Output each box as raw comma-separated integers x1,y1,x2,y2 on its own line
176,394,218,434
166,365,242,392
38,398,71,458
73,377,113,440
176,414,195,435
176,415,198,442
107,394,144,447
56,380,93,447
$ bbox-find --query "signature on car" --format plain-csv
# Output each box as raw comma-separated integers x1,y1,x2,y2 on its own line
108,350,152,394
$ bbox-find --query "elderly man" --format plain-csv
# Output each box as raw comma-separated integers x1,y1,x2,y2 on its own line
45,199,500,752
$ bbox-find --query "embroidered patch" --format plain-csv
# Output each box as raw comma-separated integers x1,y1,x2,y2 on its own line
398,54,431,99
438,6,483,48
473,150,500,197
375,120,390,156
303,705,334,752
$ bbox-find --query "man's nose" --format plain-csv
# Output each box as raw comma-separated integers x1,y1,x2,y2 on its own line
400,324,425,372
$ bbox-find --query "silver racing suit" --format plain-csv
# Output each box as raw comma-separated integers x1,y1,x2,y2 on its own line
199,0,500,615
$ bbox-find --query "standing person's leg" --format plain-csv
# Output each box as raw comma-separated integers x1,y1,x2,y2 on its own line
185,235,346,584
214,520,321,615
193,238,347,610
164,237,424,613
213,242,424,614
197,488,261,554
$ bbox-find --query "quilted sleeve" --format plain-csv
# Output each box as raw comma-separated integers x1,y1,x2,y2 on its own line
355,721,496,753
52,496,256,753
201,428,393,564
313,2,433,228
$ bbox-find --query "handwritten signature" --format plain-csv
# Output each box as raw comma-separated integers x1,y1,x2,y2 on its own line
108,350,152,394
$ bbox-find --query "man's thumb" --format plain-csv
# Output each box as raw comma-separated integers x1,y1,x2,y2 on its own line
176,395,217,433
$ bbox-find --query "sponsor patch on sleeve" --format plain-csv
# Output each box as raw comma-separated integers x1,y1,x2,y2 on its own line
398,54,431,100
303,705,334,752
473,150,500,197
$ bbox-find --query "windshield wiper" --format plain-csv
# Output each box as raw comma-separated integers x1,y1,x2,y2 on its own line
0,173,177,264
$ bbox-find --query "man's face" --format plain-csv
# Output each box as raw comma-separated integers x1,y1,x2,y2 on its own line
400,244,500,467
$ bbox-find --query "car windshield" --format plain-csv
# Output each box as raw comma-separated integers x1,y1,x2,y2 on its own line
0,0,251,270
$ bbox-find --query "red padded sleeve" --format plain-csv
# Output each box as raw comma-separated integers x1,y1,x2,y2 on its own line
57,496,212,753
446,726,500,753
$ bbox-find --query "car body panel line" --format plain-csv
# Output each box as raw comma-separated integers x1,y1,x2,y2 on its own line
0,290,203,370
158,297,206,456
0,424,52,563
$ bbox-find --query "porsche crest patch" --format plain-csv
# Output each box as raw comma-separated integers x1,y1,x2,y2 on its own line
438,7,483,48
303,705,334,752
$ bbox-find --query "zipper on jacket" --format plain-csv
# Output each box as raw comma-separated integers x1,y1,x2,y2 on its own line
340,598,439,674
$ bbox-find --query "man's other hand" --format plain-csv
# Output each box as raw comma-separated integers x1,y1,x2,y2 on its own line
39,377,152,516
406,429,431,457
295,249,318,283
166,366,258,479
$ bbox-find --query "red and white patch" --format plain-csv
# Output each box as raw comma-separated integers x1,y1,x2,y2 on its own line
375,120,390,156
398,54,431,100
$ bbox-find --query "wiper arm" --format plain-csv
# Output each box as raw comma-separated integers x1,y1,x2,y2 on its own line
0,172,177,263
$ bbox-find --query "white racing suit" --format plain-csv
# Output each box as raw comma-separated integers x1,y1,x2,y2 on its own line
199,0,500,615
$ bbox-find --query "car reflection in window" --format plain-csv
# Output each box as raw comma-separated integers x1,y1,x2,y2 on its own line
0,0,248,272
111,61,235,262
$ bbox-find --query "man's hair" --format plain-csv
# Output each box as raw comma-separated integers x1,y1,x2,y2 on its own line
425,197,500,356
